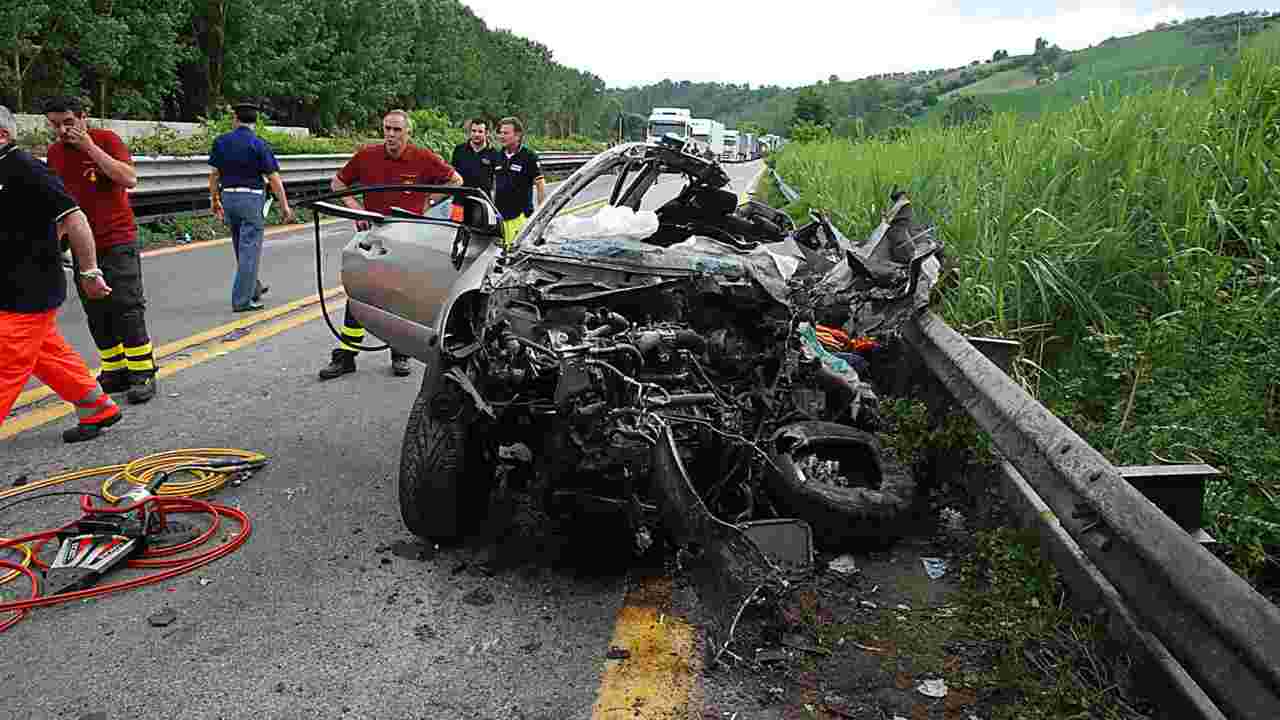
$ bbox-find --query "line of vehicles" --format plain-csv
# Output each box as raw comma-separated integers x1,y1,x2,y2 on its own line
644,107,784,162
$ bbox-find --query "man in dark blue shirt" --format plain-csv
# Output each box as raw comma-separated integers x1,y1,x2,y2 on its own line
208,102,295,312
493,116,545,248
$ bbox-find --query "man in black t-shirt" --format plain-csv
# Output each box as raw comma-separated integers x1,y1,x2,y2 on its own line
450,118,498,196
493,116,545,248
0,105,123,443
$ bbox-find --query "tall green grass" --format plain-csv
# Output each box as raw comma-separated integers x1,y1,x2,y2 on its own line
774,30,1280,580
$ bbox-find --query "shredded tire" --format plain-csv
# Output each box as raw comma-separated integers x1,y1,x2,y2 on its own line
398,353,493,544
762,421,919,549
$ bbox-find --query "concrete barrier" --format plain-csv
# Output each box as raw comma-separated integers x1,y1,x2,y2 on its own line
15,114,310,141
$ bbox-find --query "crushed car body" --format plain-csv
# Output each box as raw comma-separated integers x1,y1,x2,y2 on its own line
303,139,944,660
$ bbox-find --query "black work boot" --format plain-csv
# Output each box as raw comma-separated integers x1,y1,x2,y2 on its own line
391,353,411,377
127,372,157,404
319,349,357,380
97,369,131,394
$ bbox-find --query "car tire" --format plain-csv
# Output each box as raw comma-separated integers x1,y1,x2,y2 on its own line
762,421,920,550
398,353,494,544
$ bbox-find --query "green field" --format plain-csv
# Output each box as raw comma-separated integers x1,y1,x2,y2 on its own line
940,67,1039,97
771,28,1280,587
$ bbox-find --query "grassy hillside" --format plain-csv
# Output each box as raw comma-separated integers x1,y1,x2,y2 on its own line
957,25,1228,117
767,27,1280,589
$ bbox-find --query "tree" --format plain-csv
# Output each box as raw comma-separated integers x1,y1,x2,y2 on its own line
792,86,829,128
992,49,1009,62
1035,37,1048,53
0,2,54,112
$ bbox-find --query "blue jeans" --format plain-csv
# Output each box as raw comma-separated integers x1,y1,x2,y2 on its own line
223,191,265,309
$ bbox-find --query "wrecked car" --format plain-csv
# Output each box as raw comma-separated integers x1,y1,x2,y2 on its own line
302,139,944,656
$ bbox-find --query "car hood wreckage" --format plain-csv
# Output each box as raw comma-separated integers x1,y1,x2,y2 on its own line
303,139,944,662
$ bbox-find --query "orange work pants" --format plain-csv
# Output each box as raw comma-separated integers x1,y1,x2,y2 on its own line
0,308,103,425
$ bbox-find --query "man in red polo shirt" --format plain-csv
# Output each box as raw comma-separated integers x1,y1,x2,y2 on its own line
318,108,463,381
43,96,158,405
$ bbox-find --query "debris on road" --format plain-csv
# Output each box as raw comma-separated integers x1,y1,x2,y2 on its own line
755,648,788,663
389,540,434,561
147,609,177,627
606,646,631,660
827,554,858,575
462,587,495,606
921,557,948,579
917,678,948,698
10,474,27,487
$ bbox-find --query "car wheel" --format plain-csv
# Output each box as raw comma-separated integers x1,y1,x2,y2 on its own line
398,353,495,544
762,421,920,550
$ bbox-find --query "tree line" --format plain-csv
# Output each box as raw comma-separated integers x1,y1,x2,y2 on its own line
1,0,617,138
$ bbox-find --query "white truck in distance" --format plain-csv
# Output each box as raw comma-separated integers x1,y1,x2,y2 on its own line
721,130,739,161
646,108,693,145
689,118,725,160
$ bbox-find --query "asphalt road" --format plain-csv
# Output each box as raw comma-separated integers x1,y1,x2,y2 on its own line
1,160,765,720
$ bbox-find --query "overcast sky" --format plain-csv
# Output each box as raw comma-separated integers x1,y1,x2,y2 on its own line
460,1,1274,88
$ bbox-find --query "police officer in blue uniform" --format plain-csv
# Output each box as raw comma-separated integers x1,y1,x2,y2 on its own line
207,102,295,312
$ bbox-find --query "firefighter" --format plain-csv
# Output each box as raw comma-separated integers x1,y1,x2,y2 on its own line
317,109,463,380
43,96,158,404
0,105,123,443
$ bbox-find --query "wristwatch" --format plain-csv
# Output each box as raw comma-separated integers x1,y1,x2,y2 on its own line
78,268,105,281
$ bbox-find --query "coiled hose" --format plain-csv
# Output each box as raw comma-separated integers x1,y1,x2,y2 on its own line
0,448,265,632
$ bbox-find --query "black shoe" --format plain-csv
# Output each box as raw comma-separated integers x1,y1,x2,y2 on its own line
126,373,156,404
319,349,357,380
392,355,411,377
234,302,265,313
253,283,270,302
97,369,131,394
63,410,122,443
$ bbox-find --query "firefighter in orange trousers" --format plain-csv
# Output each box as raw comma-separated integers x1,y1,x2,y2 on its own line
0,105,122,443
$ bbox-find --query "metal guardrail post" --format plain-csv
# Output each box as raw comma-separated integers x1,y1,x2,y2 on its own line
901,309,1280,719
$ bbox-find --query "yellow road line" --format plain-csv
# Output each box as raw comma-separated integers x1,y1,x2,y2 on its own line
590,575,697,719
142,218,345,258
561,197,609,216
10,287,344,413
1,299,338,440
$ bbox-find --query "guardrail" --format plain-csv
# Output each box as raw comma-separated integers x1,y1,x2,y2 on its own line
902,310,1280,719
37,151,598,223
770,168,800,203
768,168,1280,718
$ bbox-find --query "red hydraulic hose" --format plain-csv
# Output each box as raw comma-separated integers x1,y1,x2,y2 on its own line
0,497,251,629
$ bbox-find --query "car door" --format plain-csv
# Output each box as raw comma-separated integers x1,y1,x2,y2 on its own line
341,205,498,361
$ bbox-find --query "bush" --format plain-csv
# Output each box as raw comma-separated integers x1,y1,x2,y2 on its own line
789,120,833,144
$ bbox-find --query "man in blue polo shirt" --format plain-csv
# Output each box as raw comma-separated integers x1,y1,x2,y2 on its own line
493,116,545,247
208,102,295,312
